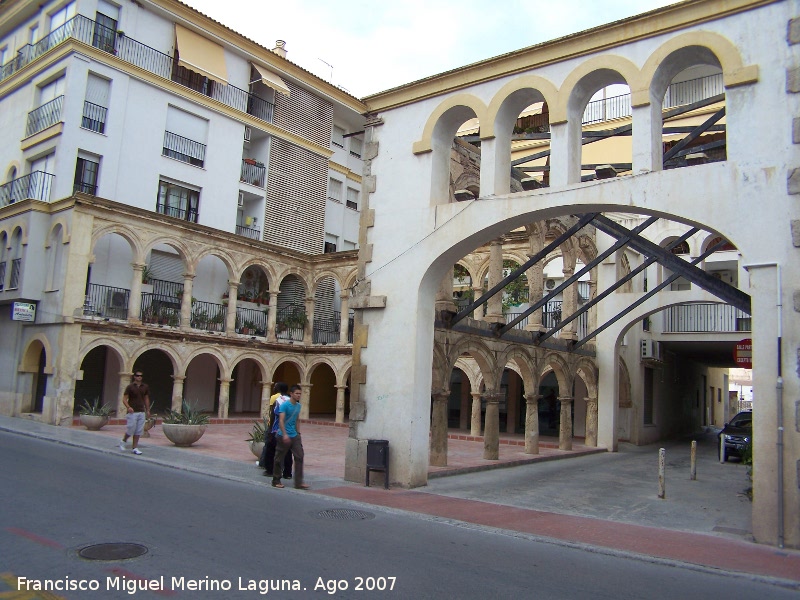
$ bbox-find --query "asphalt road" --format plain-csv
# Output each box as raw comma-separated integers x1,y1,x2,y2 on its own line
0,431,792,600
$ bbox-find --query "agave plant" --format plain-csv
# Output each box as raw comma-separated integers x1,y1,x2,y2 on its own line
246,417,270,443
78,398,113,416
163,400,210,425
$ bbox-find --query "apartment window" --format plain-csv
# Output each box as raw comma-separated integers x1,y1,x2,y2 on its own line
49,2,76,32
324,242,337,253
163,106,208,167
74,154,100,194
93,2,119,54
83,74,110,133
328,178,342,202
157,180,199,223
346,187,358,210
29,24,39,45
0,46,8,67
332,126,345,149
349,136,363,159
27,76,65,136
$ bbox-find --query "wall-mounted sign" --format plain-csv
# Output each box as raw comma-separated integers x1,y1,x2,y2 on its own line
12,302,36,322
734,338,752,370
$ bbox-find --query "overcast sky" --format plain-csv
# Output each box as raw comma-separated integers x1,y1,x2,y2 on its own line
183,0,679,98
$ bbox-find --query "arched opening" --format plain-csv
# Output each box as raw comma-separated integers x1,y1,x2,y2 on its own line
276,274,306,342
191,253,230,332
234,265,270,336
142,243,186,327
501,367,524,434
447,367,471,430
87,231,135,319
272,362,301,397
511,99,551,190
230,358,262,414
312,276,338,344
538,371,560,438
184,353,221,413
0,231,8,290
74,345,123,413
32,346,47,413
45,224,65,291
308,362,336,417
132,349,174,413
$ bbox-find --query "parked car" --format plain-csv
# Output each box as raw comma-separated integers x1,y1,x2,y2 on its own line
718,410,752,461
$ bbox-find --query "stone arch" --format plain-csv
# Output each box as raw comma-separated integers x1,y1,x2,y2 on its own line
447,337,498,391
271,356,307,383
540,352,572,392
91,224,141,262
130,344,180,375
238,260,277,289
191,247,236,280
79,337,129,366
575,357,598,399
497,346,538,393
20,335,54,374
142,237,193,272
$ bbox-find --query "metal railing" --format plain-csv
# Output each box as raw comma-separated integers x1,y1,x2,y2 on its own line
0,171,55,207
0,261,5,291
0,15,274,124
276,304,306,341
83,283,129,319
235,306,268,335
155,202,198,223
583,93,632,125
240,160,266,187
190,299,226,332
26,95,64,137
82,101,107,133
235,225,261,240
163,131,206,167
662,303,751,333
313,314,340,344
9,258,22,289
140,292,181,326
73,181,97,195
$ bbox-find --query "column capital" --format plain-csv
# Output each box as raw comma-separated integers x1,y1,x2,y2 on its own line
557,396,574,404
335,385,349,391
340,290,350,300
524,393,541,403
470,391,483,399
227,280,239,288
483,391,503,403
584,396,598,404
219,377,233,384
182,272,196,281
131,263,145,272
170,374,186,383
431,390,450,402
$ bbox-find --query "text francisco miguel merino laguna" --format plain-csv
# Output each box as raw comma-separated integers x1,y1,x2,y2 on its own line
17,575,302,594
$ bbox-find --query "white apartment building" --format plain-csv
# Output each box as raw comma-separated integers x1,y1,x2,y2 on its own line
0,0,367,421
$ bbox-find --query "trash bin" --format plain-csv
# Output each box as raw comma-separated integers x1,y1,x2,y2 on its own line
365,439,389,489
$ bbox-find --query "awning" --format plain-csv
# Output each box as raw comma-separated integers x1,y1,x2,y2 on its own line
174,23,228,85
251,62,290,96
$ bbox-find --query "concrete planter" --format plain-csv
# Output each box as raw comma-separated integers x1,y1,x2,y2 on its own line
80,415,109,430
249,440,265,458
162,423,207,447
142,416,157,438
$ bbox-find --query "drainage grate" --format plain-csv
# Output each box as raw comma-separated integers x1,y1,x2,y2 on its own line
78,543,148,561
316,508,375,521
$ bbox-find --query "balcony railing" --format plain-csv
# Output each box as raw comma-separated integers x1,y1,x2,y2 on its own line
0,261,6,291
73,181,97,195
662,303,751,333
276,304,306,342
141,292,181,326
163,130,206,167
190,299,226,332
83,283,129,319
155,202,199,223
26,95,64,137
82,101,107,133
235,225,261,240
9,258,21,289
506,301,588,338
236,305,268,336
240,159,265,187
0,171,55,207
313,314,340,344
0,15,274,124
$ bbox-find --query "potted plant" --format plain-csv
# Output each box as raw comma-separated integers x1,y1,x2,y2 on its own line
141,265,153,284
246,417,269,459
161,400,210,446
78,398,112,430
241,319,255,335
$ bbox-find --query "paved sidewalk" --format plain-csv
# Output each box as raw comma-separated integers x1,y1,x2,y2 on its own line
2,415,798,588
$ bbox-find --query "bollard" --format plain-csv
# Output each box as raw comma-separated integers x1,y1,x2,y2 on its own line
690,440,697,480
719,433,726,464
658,447,666,499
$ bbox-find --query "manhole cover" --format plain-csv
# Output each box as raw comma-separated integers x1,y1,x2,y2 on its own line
78,543,148,561
316,508,375,521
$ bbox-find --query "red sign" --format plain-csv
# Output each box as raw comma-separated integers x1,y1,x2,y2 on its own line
734,339,752,369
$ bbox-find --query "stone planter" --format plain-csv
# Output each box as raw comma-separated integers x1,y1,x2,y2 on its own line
79,414,109,430
249,440,265,459
162,423,207,447
142,416,157,438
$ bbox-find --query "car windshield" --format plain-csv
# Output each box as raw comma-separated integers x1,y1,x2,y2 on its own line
730,413,752,428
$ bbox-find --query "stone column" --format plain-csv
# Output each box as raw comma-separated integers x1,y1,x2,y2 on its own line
128,263,144,323
483,392,501,460
429,391,449,466
561,267,577,340
267,291,279,342
304,295,314,343
225,280,238,334
459,384,470,430
179,273,195,330
260,382,272,419
471,286,484,320
116,372,132,416
171,375,186,412
585,396,598,447
435,267,457,313
524,393,540,454
338,291,350,344
335,385,347,423
525,260,545,332
218,377,232,419
299,383,312,420
484,239,505,324
470,392,482,436
558,396,573,450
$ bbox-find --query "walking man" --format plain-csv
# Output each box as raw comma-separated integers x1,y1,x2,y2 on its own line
272,385,309,489
261,382,293,478
119,371,150,455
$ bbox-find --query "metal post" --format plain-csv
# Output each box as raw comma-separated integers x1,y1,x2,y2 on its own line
658,448,666,499
719,433,726,464
690,440,697,480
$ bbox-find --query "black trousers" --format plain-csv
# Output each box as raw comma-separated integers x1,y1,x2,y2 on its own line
261,431,292,476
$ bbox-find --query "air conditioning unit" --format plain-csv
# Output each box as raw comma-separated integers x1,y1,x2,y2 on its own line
641,339,661,360
545,278,556,290
243,126,251,142
238,192,245,207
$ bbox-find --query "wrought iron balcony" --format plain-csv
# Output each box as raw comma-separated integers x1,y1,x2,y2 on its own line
140,292,181,326
662,303,751,333
235,305,268,336
163,130,206,167
240,159,265,187
0,15,274,124
155,202,199,223
25,95,64,137
276,304,306,342
0,261,6,291
83,283,129,319
235,225,261,240
82,101,107,133
190,299,226,332
0,171,55,207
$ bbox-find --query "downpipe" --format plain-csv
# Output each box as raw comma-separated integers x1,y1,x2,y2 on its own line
743,262,783,548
